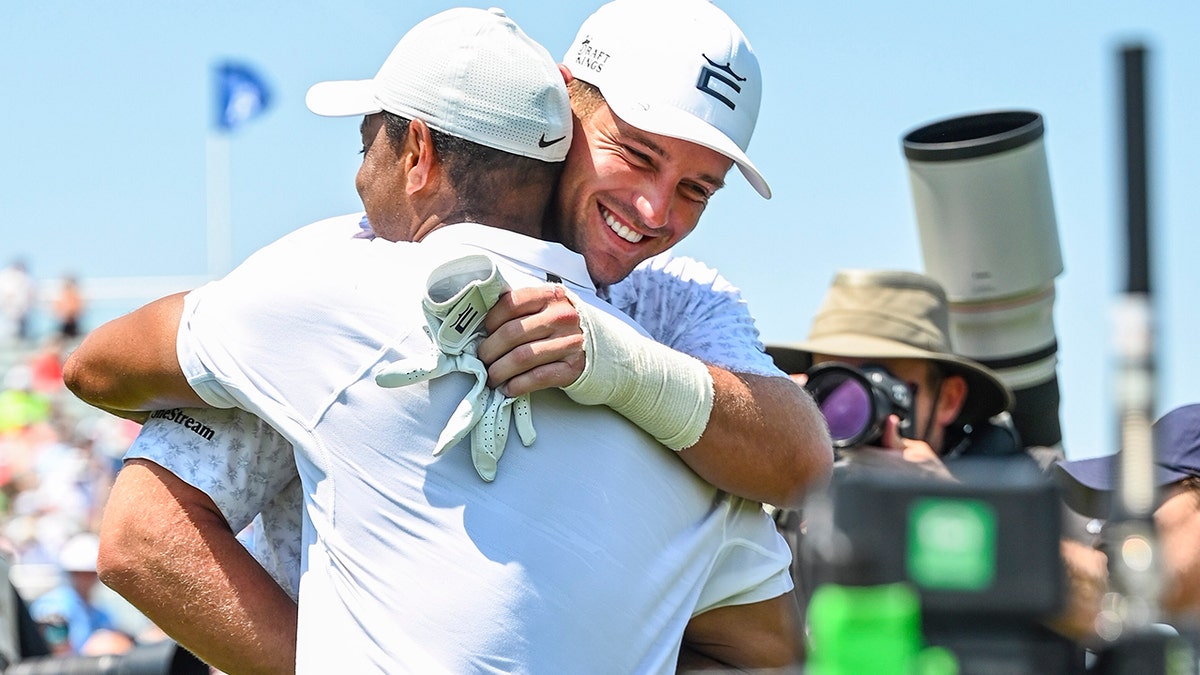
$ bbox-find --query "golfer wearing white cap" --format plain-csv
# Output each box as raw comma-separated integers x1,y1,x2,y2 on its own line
70,6,805,673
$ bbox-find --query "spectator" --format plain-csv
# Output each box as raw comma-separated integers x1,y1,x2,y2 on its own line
28,336,66,396
28,532,129,656
1054,403,1200,629
52,275,85,341
0,259,36,343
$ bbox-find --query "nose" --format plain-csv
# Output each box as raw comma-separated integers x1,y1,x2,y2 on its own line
633,184,673,231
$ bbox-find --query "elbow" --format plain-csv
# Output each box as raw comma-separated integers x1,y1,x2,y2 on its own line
782,449,833,509
63,341,150,414
776,426,834,510
61,351,85,399
96,510,151,595
805,429,835,487
62,347,109,408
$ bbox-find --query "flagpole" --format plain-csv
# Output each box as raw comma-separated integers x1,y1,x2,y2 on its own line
209,60,270,279
206,131,232,279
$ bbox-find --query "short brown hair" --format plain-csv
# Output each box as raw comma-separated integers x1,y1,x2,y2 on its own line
567,79,606,119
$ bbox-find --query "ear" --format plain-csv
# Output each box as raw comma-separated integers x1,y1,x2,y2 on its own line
402,118,439,195
936,374,969,427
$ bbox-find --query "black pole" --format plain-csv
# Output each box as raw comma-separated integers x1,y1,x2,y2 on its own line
1123,46,1150,296
1096,44,1168,671
1113,43,1157,526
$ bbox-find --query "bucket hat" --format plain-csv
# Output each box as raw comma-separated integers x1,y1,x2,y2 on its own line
767,269,1013,427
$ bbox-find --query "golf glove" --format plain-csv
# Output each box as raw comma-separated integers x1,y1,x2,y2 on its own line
375,254,536,481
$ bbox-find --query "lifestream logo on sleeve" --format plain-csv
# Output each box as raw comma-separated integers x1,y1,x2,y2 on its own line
147,408,217,441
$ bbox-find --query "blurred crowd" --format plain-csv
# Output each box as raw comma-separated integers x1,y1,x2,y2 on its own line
0,258,172,662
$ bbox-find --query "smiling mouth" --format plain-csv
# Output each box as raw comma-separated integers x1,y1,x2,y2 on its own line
600,205,644,243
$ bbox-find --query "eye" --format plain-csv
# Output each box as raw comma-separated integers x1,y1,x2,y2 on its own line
680,182,713,204
624,146,653,167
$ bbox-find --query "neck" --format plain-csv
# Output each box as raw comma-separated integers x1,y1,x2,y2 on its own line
408,215,448,243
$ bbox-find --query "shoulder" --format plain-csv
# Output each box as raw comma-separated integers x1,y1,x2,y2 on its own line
610,250,753,328
266,212,369,250
624,251,728,289
612,250,737,302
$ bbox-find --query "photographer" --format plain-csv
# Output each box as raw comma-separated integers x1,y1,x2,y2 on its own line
767,269,1020,476
772,269,1093,672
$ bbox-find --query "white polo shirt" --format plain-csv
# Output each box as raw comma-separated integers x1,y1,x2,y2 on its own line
126,212,787,600
170,218,792,673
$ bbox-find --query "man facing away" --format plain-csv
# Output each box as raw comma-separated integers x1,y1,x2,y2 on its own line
66,7,804,674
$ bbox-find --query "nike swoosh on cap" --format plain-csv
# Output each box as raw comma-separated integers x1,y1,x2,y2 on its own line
538,134,567,148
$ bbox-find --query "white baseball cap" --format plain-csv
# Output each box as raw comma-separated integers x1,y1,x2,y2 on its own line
306,7,572,163
563,0,770,198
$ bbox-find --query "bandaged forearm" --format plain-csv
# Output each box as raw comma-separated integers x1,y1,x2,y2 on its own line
562,291,714,450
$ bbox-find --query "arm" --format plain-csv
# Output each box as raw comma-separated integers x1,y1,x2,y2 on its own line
98,459,297,675
479,285,831,507
685,368,831,507
62,292,205,414
678,593,805,671
1046,538,1106,642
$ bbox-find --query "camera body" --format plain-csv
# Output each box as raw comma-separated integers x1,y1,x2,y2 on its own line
804,362,915,448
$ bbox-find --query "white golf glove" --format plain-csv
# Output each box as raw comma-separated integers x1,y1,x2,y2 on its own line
470,388,537,482
374,254,536,481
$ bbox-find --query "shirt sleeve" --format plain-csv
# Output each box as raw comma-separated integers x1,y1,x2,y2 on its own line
693,499,795,615
607,251,786,378
238,478,304,600
123,407,298,535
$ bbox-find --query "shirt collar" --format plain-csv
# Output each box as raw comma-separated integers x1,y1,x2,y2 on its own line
423,223,596,293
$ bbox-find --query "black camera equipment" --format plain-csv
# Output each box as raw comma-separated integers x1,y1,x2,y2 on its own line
803,362,914,448
802,456,1080,674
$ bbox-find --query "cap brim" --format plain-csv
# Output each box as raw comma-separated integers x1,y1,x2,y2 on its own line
306,79,382,118
1051,459,1113,519
1055,454,1118,492
604,98,771,199
1053,454,1190,518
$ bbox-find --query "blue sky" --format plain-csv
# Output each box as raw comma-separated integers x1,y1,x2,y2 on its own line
3,1,1198,461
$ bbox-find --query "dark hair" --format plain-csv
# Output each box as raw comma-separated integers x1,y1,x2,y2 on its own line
381,111,562,224
1180,475,1200,507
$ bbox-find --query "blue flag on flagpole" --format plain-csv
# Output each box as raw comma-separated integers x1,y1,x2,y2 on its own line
215,61,272,133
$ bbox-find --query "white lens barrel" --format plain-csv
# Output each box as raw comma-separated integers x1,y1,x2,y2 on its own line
903,111,1064,448
904,111,1062,305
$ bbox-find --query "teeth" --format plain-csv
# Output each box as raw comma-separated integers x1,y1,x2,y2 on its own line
601,206,643,243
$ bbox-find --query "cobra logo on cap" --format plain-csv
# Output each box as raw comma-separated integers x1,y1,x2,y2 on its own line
696,54,747,111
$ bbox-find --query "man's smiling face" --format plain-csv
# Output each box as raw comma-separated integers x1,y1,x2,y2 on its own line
546,98,732,287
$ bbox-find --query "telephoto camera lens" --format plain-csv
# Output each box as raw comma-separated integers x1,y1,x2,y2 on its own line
804,362,915,448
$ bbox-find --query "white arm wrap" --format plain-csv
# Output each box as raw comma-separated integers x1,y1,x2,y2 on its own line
562,290,714,450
